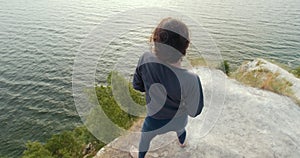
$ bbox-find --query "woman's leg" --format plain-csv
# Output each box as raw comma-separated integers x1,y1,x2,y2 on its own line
176,129,186,145
138,131,156,158
138,117,158,158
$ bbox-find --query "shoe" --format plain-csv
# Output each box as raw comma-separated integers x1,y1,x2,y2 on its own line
178,140,187,148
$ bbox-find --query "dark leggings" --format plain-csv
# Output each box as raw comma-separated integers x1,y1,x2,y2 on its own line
138,116,187,158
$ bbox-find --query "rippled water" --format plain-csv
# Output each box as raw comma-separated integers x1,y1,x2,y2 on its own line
0,0,300,157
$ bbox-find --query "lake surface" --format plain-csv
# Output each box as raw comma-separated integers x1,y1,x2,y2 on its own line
0,0,300,157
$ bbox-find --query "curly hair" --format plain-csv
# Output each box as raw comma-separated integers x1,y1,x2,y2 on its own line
151,17,190,63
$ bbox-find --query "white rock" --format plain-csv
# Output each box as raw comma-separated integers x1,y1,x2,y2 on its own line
238,58,300,100
95,66,300,158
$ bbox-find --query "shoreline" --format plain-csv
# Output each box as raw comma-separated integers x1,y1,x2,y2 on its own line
19,58,300,158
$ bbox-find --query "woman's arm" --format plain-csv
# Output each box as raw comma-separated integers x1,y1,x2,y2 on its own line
133,66,145,92
185,76,204,117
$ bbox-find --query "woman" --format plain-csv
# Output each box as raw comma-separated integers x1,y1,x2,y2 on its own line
131,17,204,158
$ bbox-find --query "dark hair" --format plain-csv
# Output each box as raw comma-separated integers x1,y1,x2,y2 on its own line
151,17,190,63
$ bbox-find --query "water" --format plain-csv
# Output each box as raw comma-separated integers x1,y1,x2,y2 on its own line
0,0,300,157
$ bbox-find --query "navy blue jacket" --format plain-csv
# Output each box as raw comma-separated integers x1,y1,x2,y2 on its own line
133,52,204,119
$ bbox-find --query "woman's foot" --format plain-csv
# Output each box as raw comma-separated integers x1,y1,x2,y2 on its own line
177,130,187,148
178,139,187,148
129,146,138,158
